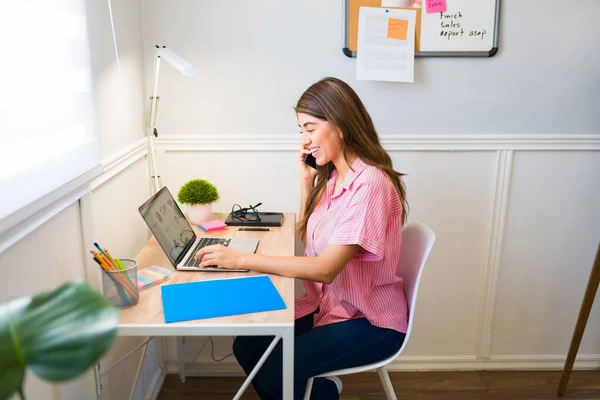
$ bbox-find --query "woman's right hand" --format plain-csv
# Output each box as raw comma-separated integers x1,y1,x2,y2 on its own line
298,146,319,184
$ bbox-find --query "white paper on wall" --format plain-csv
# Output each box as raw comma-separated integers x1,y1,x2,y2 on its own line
356,6,417,83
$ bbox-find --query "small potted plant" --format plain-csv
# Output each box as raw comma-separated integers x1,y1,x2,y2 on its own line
177,178,220,224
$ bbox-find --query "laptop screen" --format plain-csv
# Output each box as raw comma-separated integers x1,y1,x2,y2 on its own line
138,187,196,266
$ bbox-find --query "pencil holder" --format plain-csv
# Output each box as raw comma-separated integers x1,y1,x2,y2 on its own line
102,258,139,309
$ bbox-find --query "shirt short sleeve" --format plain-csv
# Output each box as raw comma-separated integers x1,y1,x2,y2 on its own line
328,174,397,261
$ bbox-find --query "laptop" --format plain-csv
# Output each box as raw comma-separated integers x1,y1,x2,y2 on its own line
138,186,258,272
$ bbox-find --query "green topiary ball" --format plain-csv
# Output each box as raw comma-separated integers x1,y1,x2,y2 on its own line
177,179,220,206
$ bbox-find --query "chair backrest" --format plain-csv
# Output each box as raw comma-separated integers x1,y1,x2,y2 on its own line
310,221,436,377
396,222,435,348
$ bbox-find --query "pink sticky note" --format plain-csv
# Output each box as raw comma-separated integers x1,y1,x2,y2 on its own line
198,219,227,232
426,0,447,13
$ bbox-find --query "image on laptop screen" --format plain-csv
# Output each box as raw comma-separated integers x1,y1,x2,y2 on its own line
139,188,195,265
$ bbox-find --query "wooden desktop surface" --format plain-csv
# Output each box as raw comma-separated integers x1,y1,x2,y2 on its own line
118,212,296,327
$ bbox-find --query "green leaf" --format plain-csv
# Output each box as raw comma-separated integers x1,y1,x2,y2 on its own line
0,280,120,398
0,297,30,399
0,367,24,400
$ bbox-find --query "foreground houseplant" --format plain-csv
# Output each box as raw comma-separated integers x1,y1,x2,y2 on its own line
177,179,220,224
0,280,120,400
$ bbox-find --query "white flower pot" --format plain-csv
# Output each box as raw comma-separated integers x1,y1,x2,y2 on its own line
187,204,212,225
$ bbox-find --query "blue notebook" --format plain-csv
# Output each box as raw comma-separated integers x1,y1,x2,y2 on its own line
160,275,287,323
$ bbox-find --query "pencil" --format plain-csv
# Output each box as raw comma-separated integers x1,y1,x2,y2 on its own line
105,248,120,269
96,254,113,271
90,251,105,268
94,242,116,268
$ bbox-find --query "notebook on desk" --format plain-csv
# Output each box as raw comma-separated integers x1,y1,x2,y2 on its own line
160,275,286,323
138,186,258,272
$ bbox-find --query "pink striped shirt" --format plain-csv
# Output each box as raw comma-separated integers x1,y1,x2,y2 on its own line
295,158,408,333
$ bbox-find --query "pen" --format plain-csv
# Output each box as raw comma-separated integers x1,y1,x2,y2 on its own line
94,242,115,268
237,228,270,231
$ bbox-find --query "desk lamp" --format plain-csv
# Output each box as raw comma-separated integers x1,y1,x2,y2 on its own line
146,45,196,193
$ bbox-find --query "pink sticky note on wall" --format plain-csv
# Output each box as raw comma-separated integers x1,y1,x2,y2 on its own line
426,0,447,13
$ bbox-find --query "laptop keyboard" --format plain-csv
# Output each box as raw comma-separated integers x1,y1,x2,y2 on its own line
183,237,230,268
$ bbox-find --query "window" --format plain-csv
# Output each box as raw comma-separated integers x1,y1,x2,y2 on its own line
0,1,100,225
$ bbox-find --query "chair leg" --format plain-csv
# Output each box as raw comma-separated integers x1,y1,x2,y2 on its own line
303,377,314,400
377,367,397,400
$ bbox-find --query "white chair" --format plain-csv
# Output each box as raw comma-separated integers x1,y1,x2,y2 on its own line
303,222,435,400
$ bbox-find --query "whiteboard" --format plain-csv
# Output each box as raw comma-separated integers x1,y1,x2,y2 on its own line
343,0,501,57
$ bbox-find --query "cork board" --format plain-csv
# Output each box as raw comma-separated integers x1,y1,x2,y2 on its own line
343,0,501,58
346,0,422,55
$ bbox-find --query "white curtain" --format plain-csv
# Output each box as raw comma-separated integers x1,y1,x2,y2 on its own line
0,0,100,222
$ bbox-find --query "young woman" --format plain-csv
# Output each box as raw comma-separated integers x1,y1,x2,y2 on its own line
195,77,409,399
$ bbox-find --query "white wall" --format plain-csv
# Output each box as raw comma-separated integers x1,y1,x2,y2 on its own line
493,151,600,356
86,0,147,159
140,0,600,374
141,0,600,136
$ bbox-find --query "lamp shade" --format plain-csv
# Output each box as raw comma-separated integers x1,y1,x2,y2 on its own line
156,47,195,75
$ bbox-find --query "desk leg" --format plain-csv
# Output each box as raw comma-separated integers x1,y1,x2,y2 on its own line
176,337,186,382
282,327,294,400
558,243,600,396
160,337,169,371
234,336,281,400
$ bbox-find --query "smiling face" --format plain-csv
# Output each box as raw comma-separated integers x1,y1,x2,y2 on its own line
298,113,345,167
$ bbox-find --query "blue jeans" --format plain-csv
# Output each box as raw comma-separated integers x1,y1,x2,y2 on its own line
232,311,405,400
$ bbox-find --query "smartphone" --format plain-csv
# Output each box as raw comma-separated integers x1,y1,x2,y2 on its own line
304,153,317,169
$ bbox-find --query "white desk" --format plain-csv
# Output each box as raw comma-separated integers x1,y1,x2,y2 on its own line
116,212,296,399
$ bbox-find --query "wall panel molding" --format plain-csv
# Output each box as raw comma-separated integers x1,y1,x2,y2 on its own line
91,138,148,190
157,134,599,373
0,139,147,255
155,134,600,152
0,165,103,255
476,150,514,359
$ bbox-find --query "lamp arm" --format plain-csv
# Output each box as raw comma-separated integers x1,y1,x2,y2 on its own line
148,53,162,136
147,135,161,193
145,45,194,193
147,51,162,193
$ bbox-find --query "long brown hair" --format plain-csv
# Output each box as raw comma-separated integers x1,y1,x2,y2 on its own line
294,77,408,242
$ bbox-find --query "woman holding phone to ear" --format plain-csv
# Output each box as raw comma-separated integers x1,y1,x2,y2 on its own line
195,77,409,399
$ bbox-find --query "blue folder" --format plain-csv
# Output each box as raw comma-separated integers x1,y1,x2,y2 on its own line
160,275,287,323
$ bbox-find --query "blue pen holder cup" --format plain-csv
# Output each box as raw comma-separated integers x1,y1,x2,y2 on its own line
102,258,139,309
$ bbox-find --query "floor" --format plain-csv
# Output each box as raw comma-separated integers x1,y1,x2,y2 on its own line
158,370,600,399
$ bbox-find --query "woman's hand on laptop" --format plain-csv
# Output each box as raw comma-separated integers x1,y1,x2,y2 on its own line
194,245,243,270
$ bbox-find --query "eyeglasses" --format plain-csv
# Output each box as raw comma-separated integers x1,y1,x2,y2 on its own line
231,203,262,222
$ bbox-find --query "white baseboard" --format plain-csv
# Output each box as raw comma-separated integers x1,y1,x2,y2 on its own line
167,358,245,377
145,366,166,400
388,355,600,371
170,354,600,377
